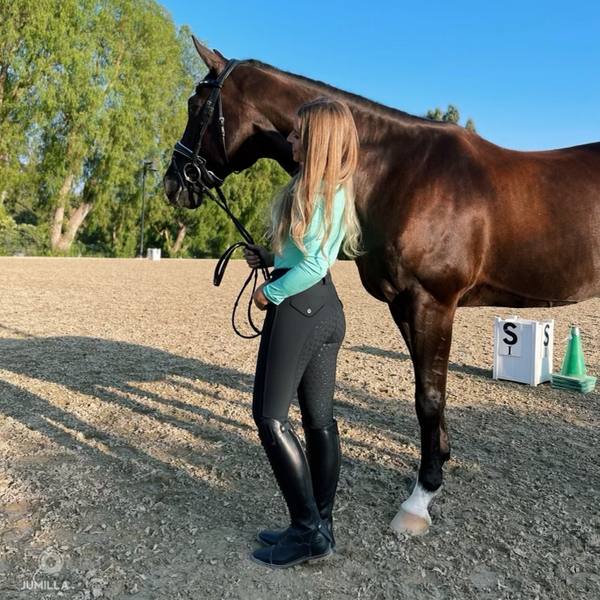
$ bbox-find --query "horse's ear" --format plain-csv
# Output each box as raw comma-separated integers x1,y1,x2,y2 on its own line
192,35,226,74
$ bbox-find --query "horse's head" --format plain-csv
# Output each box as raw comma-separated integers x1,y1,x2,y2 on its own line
163,39,237,208
164,38,297,209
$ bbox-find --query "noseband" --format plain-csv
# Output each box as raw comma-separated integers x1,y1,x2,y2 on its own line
172,58,240,196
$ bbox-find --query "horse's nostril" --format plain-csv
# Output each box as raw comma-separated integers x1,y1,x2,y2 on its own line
163,176,180,199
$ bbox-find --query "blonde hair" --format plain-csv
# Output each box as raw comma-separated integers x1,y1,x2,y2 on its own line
269,97,362,259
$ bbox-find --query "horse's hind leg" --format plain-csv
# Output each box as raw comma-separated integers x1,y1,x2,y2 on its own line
389,292,455,535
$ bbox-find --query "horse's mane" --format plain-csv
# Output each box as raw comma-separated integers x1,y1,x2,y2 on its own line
238,59,449,127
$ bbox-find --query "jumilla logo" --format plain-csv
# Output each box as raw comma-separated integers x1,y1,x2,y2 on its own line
39,548,63,574
21,548,70,591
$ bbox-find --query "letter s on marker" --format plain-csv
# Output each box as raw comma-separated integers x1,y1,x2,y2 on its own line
503,322,518,346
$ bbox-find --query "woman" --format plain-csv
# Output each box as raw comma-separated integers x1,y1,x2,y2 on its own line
243,97,361,569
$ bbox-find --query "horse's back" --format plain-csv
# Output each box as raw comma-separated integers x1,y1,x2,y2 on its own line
460,135,600,305
385,128,600,307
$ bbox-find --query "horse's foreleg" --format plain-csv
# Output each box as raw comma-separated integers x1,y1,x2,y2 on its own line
389,292,455,535
389,301,451,463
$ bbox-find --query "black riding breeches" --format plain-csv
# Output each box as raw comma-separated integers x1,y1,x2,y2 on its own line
252,269,346,429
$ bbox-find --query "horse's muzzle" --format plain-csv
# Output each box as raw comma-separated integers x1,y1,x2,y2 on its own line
163,163,203,209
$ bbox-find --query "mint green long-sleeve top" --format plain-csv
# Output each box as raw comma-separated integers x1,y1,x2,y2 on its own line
262,186,347,305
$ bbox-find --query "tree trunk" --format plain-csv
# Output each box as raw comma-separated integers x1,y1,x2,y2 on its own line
171,223,187,254
52,202,93,252
0,63,7,113
157,227,171,248
49,170,93,253
49,171,74,250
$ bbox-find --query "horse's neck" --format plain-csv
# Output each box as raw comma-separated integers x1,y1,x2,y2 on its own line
243,65,426,199
250,65,415,143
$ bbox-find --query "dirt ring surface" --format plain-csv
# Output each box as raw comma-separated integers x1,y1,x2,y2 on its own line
0,258,598,600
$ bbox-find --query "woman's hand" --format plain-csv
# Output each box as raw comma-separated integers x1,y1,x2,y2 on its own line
243,244,274,269
253,283,270,311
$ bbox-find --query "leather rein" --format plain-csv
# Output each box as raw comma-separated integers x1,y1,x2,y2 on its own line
171,59,270,339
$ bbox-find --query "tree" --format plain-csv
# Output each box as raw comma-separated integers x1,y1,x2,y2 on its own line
425,104,476,131
43,0,196,253
76,23,206,258
0,0,200,255
0,0,67,207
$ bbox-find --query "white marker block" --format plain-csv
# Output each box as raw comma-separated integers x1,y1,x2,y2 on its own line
147,248,161,261
493,317,553,386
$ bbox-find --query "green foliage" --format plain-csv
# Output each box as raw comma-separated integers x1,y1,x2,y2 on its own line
0,0,292,258
426,107,443,122
426,104,476,131
0,0,205,255
0,214,49,256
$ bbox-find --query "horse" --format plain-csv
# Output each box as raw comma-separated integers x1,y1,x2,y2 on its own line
163,37,600,535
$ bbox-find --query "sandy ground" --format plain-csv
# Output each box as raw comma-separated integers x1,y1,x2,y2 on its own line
0,257,598,600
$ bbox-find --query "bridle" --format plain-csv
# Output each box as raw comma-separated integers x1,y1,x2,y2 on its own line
171,58,271,339
172,58,240,197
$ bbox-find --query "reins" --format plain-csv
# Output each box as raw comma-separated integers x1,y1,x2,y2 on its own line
172,58,271,339
208,186,270,339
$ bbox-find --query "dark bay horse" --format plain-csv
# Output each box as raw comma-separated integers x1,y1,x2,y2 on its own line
163,39,600,535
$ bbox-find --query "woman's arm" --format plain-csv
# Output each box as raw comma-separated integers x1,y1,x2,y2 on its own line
262,248,329,304
262,194,345,305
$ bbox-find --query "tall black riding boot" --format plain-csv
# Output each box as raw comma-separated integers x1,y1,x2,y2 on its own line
304,421,341,546
251,418,333,569
258,421,341,548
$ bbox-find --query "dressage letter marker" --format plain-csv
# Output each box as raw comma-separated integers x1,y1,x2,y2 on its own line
147,248,161,261
493,317,554,386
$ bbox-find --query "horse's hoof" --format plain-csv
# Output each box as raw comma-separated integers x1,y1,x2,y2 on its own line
389,508,431,536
